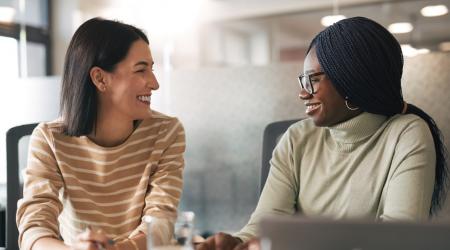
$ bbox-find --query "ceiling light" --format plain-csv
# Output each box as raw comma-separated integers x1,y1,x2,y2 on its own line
420,5,448,17
401,44,429,57
388,22,413,34
321,15,346,27
0,6,15,23
416,48,430,55
439,41,450,51
401,44,416,57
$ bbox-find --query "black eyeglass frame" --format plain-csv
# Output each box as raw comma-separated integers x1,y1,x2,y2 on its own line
298,71,325,95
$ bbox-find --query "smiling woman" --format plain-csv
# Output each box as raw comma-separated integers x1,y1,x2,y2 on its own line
16,18,186,250
197,16,449,250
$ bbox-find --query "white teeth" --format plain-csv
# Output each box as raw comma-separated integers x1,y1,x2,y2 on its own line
137,95,151,102
306,104,321,113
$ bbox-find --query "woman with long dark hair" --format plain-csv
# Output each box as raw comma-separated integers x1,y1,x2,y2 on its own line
17,18,186,250
198,16,448,250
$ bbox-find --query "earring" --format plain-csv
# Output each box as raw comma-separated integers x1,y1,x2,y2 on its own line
345,97,359,111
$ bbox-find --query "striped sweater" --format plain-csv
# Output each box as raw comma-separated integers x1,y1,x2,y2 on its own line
16,111,186,250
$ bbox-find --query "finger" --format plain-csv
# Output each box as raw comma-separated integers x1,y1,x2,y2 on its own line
77,228,109,247
215,232,240,250
196,239,213,250
193,235,206,244
195,243,208,250
201,235,218,250
214,232,228,250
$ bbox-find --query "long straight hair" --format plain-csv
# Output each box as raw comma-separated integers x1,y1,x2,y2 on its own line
60,17,149,136
308,16,448,215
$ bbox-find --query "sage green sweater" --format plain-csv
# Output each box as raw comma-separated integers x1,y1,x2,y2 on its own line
236,112,435,242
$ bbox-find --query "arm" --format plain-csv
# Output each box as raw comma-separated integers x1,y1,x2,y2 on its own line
16,125,65,250
381,118,436,221
128,118,186,246
32,238,70,250
234,128,299,242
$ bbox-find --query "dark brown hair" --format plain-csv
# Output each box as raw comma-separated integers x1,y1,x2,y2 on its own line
60,17,149,136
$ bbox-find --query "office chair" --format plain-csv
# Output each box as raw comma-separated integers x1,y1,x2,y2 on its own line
260,119,302,194
5,123,39,250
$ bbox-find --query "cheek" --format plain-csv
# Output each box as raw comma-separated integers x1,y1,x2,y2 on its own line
321,92,347,117
109,87,136,107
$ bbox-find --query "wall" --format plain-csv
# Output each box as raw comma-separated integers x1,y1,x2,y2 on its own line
169,52,450,234
170,63,303,233
403,52,450,219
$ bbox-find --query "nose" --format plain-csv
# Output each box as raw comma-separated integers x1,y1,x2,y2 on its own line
298,87,312,100
148,72,159,90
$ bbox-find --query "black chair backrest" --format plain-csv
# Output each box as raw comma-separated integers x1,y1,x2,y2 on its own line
260,119,301,194
6,123,38,250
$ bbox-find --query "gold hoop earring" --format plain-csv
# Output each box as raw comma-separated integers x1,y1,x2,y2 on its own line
345,98,359,111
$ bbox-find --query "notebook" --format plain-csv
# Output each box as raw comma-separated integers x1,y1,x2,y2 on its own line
259,215,450,250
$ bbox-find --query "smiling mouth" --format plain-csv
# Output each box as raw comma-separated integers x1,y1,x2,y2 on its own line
137,95,151,104
305,103,322,114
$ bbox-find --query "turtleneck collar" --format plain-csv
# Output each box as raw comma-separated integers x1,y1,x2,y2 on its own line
326,112,387,145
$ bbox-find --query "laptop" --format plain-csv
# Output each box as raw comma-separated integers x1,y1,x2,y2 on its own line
259,215,450,250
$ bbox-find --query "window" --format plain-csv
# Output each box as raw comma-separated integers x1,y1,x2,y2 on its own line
0,0,52,77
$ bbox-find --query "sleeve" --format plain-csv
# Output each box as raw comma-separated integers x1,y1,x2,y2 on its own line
234,128,299,242
129,118,186,246
380,118,436,221
16,125,64,250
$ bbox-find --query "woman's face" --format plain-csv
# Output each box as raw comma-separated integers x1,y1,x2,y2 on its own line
300,47,361,127
102,39,159,121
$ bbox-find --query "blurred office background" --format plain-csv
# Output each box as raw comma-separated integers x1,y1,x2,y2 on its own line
1,0,450,241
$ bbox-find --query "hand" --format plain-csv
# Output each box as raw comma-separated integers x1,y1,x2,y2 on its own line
232,238,260,250
196,232,242,250
71,228,116,250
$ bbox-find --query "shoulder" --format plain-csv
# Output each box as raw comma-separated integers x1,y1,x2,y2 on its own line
384,114,431,137
139,110,185,136
33,118,65,140
383,114,434,154
285,118,320,141
147,110,182,125
28,119,66,152
288,118,316,132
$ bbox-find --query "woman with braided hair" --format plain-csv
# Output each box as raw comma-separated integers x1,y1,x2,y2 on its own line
197,16,448,250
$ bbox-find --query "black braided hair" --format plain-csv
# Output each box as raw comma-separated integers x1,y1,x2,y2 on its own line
307,16,448,215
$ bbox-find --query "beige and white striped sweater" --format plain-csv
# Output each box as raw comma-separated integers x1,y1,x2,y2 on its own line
16,111,185,250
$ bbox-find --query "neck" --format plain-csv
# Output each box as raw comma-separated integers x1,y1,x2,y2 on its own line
88,109,135,147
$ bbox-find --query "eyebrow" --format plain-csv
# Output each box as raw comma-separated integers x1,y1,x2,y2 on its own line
134,61,154,67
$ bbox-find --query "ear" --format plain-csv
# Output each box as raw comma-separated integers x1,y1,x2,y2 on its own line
90,66,108,92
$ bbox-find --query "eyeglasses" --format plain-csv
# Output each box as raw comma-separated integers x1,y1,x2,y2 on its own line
298,71,325,95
